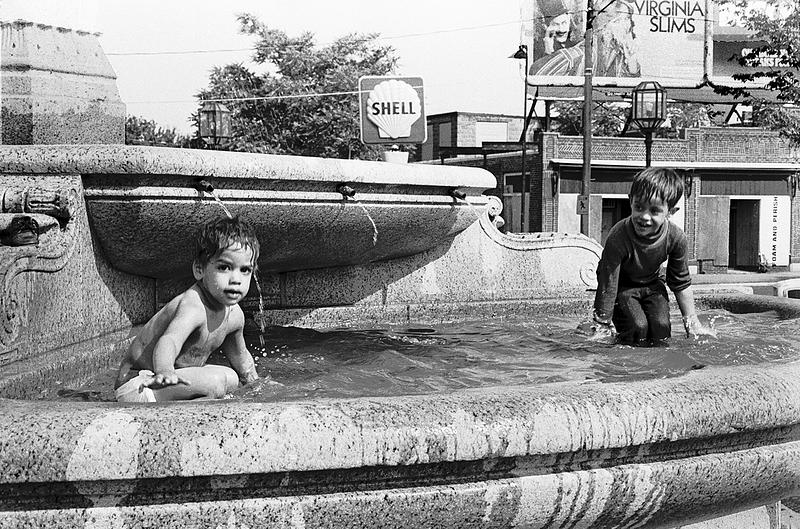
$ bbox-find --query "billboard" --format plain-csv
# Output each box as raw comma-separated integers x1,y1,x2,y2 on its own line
711,1,792,84
521,0,709,87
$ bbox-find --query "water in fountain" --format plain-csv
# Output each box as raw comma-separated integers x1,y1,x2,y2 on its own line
49,307,800,402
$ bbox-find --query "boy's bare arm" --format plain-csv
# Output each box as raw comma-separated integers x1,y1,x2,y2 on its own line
674,287,716,338
221,325,259,385
146,300,204,388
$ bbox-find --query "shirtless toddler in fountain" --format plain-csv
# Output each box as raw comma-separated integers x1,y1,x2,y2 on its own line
114,216,260,402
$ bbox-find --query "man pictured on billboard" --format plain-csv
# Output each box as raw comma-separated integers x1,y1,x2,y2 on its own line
532,0,582,63
529,0,640,78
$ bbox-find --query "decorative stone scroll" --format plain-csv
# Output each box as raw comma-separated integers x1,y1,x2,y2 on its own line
0,186,76,223
0,185,80,355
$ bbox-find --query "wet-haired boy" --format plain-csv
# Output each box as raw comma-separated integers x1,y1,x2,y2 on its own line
115,216,260,401
592,167,715,344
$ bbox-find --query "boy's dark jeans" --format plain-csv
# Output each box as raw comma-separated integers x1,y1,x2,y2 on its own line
612,282,671,345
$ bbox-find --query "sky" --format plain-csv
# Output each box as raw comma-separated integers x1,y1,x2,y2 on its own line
3,0,527,135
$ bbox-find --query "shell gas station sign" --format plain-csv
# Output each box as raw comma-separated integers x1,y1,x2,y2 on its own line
359,76,426,145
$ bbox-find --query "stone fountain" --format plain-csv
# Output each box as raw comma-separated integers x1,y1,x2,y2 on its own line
1,20,799,529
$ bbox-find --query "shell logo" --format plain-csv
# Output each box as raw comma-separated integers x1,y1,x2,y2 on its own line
366,80,421,139
359,76,426,145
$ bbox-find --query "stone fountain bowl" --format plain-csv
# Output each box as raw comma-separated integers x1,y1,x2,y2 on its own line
1,294,799,528
0,145,798,527
2,145,495,278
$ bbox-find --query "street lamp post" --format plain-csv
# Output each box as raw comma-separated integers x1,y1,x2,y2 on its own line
581,0,595,237
511,44,530,233
631,81,667,167
199,101,232,149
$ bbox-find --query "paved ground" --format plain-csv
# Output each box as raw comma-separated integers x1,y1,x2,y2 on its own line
693,270,800,285
686,269,800,298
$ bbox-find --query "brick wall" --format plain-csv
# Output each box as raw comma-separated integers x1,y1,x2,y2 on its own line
555,135,689,163
688,128,799,163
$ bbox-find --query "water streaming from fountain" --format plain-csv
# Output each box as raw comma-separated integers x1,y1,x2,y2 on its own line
336,184,379,246
353,201,378,246
253,271,266,348
210,192,233,219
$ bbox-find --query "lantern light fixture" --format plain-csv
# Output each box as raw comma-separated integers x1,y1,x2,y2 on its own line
199,101,232,147
631,81,667,167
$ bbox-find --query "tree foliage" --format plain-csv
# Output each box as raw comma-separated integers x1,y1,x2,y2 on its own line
551,101,724,139
125,115,190,147
712,0,800,145
196,14,400,159
659,103,724,138
550,101,628,136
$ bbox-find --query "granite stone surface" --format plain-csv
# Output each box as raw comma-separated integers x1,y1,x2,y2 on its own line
2,360,800,527
0,22,125,145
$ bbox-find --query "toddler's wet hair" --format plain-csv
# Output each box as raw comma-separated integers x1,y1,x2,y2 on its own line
195,216,260,267
629,167,683,209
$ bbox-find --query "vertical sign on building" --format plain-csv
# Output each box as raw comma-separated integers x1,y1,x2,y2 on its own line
759,195,790,267
359,76,426,145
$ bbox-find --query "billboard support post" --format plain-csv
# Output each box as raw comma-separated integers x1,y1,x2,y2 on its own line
511,45,530,233
581,0,594,237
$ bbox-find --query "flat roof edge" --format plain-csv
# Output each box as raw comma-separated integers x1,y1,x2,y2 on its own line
549,159,800,171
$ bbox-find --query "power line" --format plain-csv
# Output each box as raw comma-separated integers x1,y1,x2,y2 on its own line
108,48,252,57
126,85,425,105
106,19,521,57
108,9,736,58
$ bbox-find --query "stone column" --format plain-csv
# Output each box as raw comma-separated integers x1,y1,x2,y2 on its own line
1,20,125,144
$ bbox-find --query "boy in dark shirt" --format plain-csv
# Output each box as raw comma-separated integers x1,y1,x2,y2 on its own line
591,167,715,344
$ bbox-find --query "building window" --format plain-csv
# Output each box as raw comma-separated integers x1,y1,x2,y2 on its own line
439,123,452,147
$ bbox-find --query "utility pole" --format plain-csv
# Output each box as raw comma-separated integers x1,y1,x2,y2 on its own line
580,0,595,237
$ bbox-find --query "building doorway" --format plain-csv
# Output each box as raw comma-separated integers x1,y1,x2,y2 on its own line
729,199,760,270
600,198,631,245
502,174,523,233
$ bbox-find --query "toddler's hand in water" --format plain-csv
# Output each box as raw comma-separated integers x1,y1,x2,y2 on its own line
683,314,717,339
142,371,190,390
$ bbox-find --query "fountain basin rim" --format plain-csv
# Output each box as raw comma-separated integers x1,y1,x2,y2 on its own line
0,145,496,189
83,187,492,205
2,360,799,483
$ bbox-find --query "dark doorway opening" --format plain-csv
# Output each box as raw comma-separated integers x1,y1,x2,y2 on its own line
729,199,760,270
601,198,631,245
502,174,522,233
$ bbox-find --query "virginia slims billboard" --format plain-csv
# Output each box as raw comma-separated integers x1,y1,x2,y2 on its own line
520,0,710,87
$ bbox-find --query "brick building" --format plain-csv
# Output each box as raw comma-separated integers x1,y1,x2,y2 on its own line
421,117,800,272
